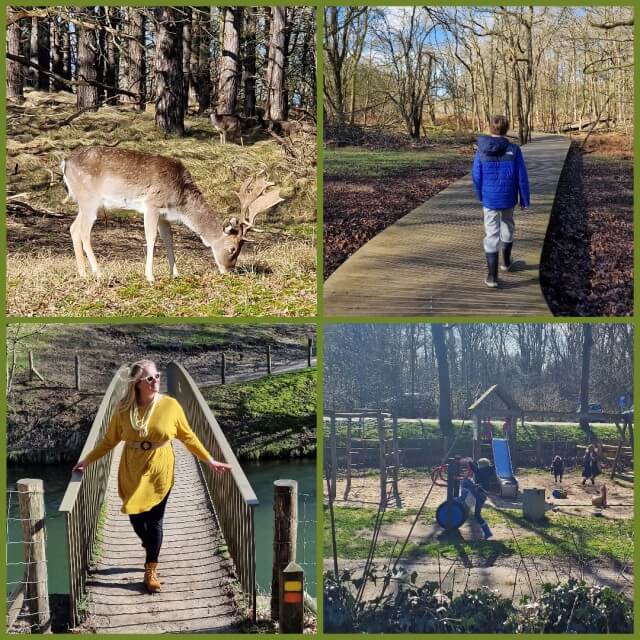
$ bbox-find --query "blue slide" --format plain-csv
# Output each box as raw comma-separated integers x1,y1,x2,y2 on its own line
492,438,516,481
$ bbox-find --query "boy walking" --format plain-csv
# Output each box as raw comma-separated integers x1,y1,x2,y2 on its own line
472,115,530,288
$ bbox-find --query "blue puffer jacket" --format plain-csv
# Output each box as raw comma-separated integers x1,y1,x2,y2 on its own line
472,135,530,209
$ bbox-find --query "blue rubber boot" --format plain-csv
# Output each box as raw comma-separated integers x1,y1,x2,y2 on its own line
481,522,493,539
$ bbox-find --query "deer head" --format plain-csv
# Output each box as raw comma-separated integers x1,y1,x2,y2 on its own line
215,175,283,272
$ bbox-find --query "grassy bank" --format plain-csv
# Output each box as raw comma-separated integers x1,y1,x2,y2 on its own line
202,369,316,460
327,417,620,446
324,505,633,563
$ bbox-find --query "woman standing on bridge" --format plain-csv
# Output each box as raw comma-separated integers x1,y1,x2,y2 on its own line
73,359,231,593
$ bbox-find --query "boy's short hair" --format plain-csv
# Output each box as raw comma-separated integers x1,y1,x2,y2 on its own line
489,115,509,136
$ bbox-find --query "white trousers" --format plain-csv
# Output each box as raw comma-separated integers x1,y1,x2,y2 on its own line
483,207,515,253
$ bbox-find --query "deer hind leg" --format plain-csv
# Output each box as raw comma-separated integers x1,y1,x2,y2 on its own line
158,218,178,277
143,206,160,283
70,202,100,277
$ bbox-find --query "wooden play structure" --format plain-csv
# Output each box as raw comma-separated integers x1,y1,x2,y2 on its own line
468,385,522,498
326,409,402,508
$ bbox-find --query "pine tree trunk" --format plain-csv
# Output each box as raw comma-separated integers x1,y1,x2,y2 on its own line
129,8,146,111
104,8,119,101
61,18,71,82
7,9,24,101
265,6,286,121
36,16,50,91
218,7,240,114
50,18,64,91
182,7,191,113
154,7,184,135
76,12,99,110
243,7,257,116
193,9,211,113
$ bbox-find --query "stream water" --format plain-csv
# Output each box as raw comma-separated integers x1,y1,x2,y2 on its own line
7,457,316,597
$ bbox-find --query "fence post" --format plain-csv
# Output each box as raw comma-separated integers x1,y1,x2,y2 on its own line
74,355,80,391
279,562,304,633
307,338,312,367
17,478,51,633
267,345,272,375
271,479,297,621
221,353,226,384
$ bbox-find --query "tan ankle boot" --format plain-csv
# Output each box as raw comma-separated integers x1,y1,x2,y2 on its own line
144,562,161,593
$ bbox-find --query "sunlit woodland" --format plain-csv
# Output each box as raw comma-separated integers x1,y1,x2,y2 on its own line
325,6,633,142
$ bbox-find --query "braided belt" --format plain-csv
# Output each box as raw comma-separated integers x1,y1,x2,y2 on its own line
125,440,170,451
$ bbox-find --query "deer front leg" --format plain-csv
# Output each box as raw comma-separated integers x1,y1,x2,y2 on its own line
70,204,100,278
70,216,86,277
143,206,160,283
158,218,179,277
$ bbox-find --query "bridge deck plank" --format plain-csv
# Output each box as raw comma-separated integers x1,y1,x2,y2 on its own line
324,134,570,316
84,441,241,633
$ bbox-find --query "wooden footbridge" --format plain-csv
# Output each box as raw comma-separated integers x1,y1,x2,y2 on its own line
324,133,571,316
59,363,258,633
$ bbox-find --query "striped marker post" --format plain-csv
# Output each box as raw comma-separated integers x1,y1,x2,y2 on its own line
279,562,304,633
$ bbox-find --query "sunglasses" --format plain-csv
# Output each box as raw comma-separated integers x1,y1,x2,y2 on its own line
142,373,161,383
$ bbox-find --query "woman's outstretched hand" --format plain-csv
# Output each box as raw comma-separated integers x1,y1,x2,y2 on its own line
73,459,88,473
208,459,232,475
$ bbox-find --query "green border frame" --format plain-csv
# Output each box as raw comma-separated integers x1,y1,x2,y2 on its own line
1,1,638,638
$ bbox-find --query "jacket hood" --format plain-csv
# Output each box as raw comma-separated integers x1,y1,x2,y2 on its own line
477,135,510,156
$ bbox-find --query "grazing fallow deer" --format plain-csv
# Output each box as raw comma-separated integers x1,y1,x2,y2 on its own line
61,146,283,282
210,113,243,145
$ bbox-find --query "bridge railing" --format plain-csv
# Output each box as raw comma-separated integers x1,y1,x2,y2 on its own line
58,365,129,629
167,361,259,621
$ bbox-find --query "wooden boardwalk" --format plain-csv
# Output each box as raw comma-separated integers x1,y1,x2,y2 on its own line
324,134,571,316
83,442,240,633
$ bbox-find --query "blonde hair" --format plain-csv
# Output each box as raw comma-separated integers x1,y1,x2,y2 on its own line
117,359,157,413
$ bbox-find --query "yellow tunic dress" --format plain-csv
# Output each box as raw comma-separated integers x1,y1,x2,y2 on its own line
83,395,211,515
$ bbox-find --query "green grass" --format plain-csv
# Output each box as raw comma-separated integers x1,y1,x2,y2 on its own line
202,369,316,459
328,417,620,446
324,505,633,563
324,148,463,180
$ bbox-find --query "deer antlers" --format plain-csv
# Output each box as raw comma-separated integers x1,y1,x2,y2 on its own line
237,175,284,236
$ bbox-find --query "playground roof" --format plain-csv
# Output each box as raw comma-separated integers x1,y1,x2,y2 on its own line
468,384,523,417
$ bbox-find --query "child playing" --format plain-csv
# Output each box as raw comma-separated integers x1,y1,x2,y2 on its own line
582,444,601,485
458,457,495,539
472,115,530,288
551,455,564,483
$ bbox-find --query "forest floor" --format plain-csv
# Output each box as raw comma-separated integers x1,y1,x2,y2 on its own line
324,469,633,600
540,132,633,316
7,324,315,463
6,90,316,317
323,128,474,277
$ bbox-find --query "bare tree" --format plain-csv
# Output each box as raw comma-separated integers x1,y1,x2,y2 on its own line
76,9,99,110
6,8,24,102
218,7,241,115
154,7,184,134
265,6,286,121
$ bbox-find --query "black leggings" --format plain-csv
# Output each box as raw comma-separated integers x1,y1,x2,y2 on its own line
129,492,170,564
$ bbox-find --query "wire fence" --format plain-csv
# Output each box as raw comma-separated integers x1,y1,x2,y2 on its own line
6,485,49,633
298,491,317,597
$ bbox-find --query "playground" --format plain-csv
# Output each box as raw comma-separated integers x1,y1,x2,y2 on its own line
324,411,634,632
323,324,633,633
